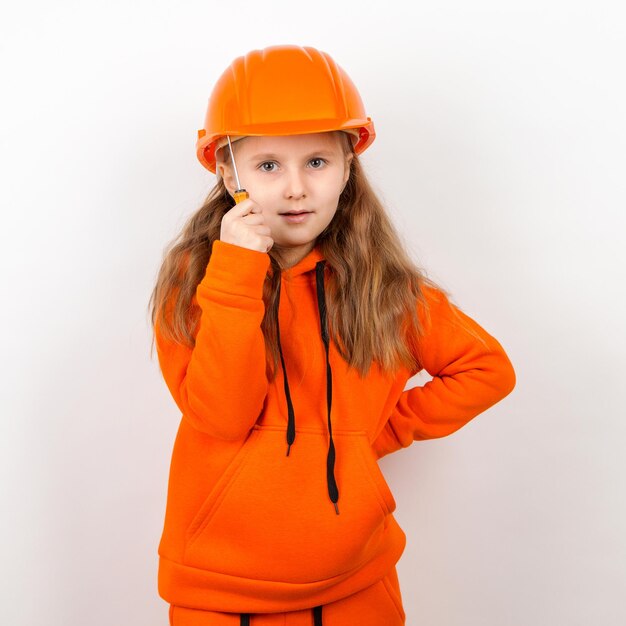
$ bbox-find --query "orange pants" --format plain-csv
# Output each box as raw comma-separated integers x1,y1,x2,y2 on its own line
169,567,405,625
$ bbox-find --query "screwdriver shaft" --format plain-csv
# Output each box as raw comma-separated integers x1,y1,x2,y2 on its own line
226,135,249,204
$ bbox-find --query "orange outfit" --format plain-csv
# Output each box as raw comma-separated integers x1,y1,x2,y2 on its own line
155,240,516,623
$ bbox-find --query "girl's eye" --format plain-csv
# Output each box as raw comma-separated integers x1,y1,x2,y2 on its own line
309,158,326,168
259,161,276,172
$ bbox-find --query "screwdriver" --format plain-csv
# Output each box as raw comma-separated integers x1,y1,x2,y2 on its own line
226,135,249,204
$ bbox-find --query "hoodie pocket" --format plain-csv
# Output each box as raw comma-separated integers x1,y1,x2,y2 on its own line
357,434,397,516
184,430,258,546
183,425,397,583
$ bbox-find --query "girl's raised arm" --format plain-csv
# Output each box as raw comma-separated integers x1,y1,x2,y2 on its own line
372,285,516,459
155,239,270,439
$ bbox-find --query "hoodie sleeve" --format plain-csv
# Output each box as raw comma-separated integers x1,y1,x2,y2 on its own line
372,285,516,459
154,239,271,440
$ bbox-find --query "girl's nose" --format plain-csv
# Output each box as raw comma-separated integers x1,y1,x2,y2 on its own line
284,169,306,199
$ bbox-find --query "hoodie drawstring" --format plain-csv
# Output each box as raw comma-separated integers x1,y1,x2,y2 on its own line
240,605,323,625
275,260,340,515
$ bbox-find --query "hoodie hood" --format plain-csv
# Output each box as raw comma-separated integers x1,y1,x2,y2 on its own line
267,244,325,281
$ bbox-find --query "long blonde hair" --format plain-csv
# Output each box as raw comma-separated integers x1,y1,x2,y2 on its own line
148,131,459,380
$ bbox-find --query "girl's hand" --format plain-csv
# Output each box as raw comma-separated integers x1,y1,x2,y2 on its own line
219,199,274,253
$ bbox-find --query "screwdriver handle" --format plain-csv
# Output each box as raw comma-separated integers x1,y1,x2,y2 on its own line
233,189,249,204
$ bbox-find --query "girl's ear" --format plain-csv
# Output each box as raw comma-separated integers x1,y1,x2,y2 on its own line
217,162,236,196
343,153,354,186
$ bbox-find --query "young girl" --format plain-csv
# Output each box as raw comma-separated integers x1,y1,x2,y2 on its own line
149,45,516,626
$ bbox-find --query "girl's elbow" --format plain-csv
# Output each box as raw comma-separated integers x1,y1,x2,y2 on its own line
496,354,517,399
184,394,264,440
182,409,256,440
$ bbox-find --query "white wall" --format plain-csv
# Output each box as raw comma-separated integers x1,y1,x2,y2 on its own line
2,1,624,624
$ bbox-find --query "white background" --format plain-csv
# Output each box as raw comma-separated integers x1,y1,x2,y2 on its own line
1,1,625,624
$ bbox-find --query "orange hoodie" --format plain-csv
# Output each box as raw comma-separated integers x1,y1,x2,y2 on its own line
155,239,516,614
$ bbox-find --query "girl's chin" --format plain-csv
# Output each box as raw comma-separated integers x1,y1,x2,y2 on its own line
272,237,319,250
273,239,313,251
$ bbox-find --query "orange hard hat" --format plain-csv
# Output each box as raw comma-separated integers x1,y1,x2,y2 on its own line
196,45,376,173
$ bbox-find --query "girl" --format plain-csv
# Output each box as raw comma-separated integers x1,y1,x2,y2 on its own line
149,45,516,626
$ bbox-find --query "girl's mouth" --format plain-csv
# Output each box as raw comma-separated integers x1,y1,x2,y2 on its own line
281,212,311,223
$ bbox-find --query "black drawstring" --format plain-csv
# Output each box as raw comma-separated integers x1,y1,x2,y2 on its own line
275,276,296,457
276,260,340,514
315,261,339,515
240,605,323,625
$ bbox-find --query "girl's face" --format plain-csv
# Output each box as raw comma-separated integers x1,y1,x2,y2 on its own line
218,132,353,257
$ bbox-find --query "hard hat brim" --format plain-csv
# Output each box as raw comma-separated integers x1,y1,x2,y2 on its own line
198,120,375,174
